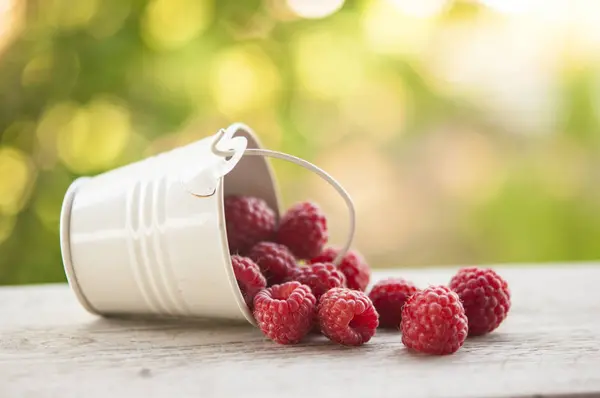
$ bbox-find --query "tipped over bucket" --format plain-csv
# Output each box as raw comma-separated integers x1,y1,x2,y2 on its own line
61,122,356,326
60,124,281,324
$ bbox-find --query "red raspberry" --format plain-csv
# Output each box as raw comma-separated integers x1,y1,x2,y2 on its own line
248,242,297,285
318,288,379,346
310,247,371,291
224,196,276,254
253,281,316,344
401,286,468,355
231,255,266,308
449,267,511,336
368,278,418,328
289,262,346,299
276,202,327,259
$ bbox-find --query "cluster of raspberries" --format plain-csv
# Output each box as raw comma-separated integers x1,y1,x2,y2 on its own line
226,196,511,354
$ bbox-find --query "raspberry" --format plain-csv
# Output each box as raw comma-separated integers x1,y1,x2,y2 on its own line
276,202,327,259
248,242,297,285
449,267,511,336
224,196,276,254
289,262,346,299
231,255,267,308
253,281,316,344
401,286,468,355
318,288,379,346
310,247,370,291
368,278,418,328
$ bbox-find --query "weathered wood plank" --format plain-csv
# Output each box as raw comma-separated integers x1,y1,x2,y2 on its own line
1,265,600,398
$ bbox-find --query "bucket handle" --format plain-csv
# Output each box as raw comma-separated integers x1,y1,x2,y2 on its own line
210,129,355,266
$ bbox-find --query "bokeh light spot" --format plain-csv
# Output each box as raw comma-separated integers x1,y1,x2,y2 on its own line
294,26,364,99
363,0,436,56
387,0,448,18
211,45,280,116
57,97,132,174
43,0,99,29
0,146,34,215
479,0,537,15
142,0,212,51
287,0,345,19
36,102,79,169
264,0,298,21
0,0,23,53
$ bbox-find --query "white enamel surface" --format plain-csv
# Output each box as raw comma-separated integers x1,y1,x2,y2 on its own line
60,124,280,324
180,126,248,197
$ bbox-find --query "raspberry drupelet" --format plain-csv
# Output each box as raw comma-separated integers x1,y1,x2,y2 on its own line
276,202,327,260
231,255,266,308
253,282,316,345
289,262,346,299
225,196,276,255
248,242,297,285
310,247,371,292
368,278,418,329
318,288,379,346
449,267,511,336
401,285,468,355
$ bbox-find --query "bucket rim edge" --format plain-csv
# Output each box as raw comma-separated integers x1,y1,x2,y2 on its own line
60,177,100,316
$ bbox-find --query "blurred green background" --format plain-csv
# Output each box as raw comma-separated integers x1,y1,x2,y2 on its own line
1,0,599,285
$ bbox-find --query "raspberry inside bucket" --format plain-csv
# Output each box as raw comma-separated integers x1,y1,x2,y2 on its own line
271,282,297,301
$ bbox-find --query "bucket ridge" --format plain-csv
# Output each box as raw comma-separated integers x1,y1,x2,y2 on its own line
125,176,191,316
150,176,192,315
125,179,162,314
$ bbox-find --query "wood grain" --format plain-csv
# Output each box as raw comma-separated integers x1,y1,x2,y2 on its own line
1,265,600,398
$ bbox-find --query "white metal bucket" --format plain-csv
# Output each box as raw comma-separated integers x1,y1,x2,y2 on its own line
60,123,356,326
60,124,281,324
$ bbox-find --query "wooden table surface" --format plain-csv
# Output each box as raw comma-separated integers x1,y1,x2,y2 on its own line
1,264,599,398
